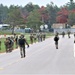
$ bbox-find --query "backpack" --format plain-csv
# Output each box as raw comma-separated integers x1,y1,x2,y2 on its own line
9,39,13,46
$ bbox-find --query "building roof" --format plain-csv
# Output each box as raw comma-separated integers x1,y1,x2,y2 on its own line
52,23,66,28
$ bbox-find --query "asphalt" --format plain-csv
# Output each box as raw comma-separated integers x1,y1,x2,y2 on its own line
0,34,75,75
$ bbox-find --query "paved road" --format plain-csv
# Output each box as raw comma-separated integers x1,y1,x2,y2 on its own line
0,34,75,75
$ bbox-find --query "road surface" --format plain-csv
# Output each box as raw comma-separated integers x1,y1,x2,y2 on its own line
0,34,75,75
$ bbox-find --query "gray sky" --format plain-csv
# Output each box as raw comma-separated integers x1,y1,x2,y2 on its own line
0,0,74,7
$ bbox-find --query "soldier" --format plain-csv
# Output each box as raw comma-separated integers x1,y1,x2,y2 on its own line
62,31,65,38
30,33,34,44
67,31,71,38
74,32,75,38
37,33,40,42
40,32,43,42
15,35,18,48
8,37,13,52
54,34,59,49
33,33,37,43
0,40,1,50
55,31,59,36
74,32,75,43
18,33,29,58
4,38,10,53
11,36,14,50
42,32,46,41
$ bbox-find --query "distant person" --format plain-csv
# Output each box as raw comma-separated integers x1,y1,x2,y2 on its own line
54,35,59,49
74,32,75,43
30,33,34,44
40,33,43,42
15,35,18,48
0,40,1,50
4,38,10,53
74,32,75,38
42,32,46,41
37,33,40,42
33,33,37,43
55,31,59,36
8,37,14,52
62,31,65,38
67,31,71,38
18,33,29,58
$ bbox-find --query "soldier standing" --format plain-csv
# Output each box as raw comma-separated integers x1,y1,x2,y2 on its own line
43,32,46,41
18,34,29,58
33,33,37,43
62,31,65,38
68,31,71,38
54,34,59,49
37,33,40,42
4,38,10,53
74,32,75,43
30,33,34,44
15,35,18,48
8,37,13,52
0,40,1,50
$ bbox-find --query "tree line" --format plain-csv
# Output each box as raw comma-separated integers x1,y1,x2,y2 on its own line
0,0,75,33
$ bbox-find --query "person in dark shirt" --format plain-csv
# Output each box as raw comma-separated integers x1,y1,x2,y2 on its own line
54,34,59,49
18,34,29,58
67,31,71,38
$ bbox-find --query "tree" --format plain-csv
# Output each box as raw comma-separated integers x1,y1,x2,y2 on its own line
24,2,34,12
39,6,49,24
68,9,75,26
0,4,8,24
26,9,43,31
66,0,75,10
46,2,58,28
5,5,25,34
56,7,69,23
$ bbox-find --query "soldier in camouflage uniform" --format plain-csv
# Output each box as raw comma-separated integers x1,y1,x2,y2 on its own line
4,38,10,53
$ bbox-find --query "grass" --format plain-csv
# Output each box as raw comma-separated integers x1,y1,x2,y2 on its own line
0,32,53,53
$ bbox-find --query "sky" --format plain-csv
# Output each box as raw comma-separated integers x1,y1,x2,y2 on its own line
0,0,74,7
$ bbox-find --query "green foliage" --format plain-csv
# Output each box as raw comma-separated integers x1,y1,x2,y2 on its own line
46,2,58,28
66,0,75,10
26,9,43,29
68,12,75,25
0,4,8,23
24,2,34,12
1,0,75,30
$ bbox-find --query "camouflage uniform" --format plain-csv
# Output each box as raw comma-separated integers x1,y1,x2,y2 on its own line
54,35,59,49
4,38,10,53
30,34,34,44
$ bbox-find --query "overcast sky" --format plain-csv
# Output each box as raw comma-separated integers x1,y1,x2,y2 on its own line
0,0,74,7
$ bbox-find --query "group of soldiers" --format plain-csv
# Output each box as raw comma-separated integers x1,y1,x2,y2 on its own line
54,31,71,49
30,32,46,44
4,35,18,53
2,32,46,58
